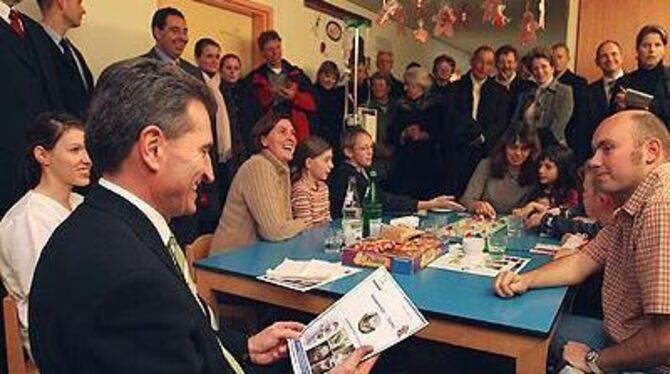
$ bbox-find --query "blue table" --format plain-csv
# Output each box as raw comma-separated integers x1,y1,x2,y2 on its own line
195,216,568,374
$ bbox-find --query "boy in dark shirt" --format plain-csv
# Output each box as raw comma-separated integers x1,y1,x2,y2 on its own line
328,127,462,218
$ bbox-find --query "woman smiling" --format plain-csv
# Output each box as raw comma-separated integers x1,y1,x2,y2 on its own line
210,111,310,252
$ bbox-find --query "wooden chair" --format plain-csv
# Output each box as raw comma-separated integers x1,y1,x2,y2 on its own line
186,234,258,333
3,296,38,374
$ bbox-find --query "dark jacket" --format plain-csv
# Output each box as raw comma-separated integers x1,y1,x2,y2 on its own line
613,63,670,129
312,84,345,155
328,162,417,219
0,12,62,214
29,185,250,374
40,27,94,119
558,70,590,163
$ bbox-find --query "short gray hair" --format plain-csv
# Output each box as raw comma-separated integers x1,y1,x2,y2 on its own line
86,58,215,174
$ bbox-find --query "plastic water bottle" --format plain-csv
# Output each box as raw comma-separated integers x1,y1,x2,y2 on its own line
342,176,362,245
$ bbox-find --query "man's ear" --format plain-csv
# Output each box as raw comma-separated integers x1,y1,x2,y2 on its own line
644,138,663,165
138,125,165,172
343,147,353,160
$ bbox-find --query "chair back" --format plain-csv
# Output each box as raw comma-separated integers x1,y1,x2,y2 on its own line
186,234,213,282
3,296,37,374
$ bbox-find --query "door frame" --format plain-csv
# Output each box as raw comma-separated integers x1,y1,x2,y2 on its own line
158,0,273,67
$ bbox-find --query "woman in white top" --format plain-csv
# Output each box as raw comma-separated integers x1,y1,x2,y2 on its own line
0,112,91,357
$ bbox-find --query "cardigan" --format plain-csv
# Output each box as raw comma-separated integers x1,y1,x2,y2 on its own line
210,150,307,252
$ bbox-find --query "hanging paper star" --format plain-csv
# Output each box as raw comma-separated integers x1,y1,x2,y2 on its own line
376,0,401,26
518,10,540,46
481,0,498,24
492,3,510,28
432,4,458,38
481,0,509,28
414,19,429,43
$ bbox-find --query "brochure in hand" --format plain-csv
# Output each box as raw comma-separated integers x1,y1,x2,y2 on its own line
288,267,428,374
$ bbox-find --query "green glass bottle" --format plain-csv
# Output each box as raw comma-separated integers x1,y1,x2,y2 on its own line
362,169,383,237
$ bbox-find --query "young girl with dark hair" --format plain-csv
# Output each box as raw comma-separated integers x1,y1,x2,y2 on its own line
290,136,334,226
0,112,91,357
526,145,580,209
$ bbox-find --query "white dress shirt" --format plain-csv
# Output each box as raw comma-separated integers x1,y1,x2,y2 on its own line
0,2,10,25
470,74,487,120
0,190,83,356
603,69,624,103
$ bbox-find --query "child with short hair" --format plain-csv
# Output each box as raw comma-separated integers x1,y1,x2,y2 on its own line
291,136,334,226
328,127,462,218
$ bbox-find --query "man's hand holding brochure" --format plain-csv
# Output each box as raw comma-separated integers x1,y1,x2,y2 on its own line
288,267,428,374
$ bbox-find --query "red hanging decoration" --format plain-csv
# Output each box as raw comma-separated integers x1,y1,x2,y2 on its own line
432,4,458,38
482,0,510,28
518,10,540,46
376,0,401,26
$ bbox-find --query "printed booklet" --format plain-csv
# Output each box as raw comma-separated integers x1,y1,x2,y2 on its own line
288,267,427,374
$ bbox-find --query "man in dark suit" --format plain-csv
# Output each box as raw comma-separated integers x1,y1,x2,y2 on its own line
448,45,509,196
587,40,625,153
375,50,404,98
28,58,376,374
37,0,93,119
552,43,590,164
494,45,535,122
141,7,212,247
0,0,61,215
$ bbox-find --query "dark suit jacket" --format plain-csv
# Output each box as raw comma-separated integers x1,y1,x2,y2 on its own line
141,48,204,83
0,13,62,214
587,78,616,154
558,70,590,163
29,185,248,374
40,28,94,118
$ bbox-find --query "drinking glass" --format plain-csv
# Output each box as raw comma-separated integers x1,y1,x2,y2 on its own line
506,215,525,251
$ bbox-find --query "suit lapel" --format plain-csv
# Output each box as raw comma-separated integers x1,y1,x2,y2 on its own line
0,20,39,75
86,185,184,282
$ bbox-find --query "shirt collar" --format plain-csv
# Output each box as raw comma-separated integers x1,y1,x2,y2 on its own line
153,46,178,65
496,72,516,86
604,70,624,84
40,23,63,46
0,3,12,25
620,162,670,216
98,178,172,245
470,72,487,87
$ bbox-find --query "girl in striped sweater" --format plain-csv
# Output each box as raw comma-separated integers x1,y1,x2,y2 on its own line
291,136,334,226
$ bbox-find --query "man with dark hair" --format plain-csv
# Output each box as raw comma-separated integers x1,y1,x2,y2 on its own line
28,58,377,374
375,50,403,98
552,42,590,163
587,40,625,159
142,6,202,81
614,24,670,128
0,0,62,215
495,44,535,120
36,0,93,119
246,29,315,142
448,45,509,196
495,110,670,374
367,72,397,180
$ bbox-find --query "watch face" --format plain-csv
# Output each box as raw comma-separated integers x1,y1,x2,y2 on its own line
326,21,342,42
586,350,598,361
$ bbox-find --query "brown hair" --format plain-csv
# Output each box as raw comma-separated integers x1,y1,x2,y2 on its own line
250,110,293,153
341,126,371,153
257,30,281,50
528,46,555,68
636,24,668,49
291,136,332,182
489,125,541,186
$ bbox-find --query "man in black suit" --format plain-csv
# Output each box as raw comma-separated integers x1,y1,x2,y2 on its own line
37,0,93,119
494,45,535,122
552,43,590,164
375,50,404,98
29,58,376,374
142,7,213,247
0,0,61,215
448,45,509,196
587,40,624,148
142,7,202,81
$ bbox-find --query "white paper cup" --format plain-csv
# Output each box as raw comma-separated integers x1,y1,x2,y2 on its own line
462,237,486,256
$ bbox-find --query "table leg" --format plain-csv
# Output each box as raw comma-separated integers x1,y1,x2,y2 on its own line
515,338,549,374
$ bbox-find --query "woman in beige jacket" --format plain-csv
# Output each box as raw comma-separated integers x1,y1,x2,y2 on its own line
210,111,310,253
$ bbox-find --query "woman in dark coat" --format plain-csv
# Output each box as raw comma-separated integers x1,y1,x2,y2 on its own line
386,67,444,200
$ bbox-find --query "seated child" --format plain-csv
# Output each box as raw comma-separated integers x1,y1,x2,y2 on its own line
291,136,333,226
514,145,580,221
328,127,463,218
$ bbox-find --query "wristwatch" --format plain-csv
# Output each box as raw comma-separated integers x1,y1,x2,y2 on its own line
585,349,603,374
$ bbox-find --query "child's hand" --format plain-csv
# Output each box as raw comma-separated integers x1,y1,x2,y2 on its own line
523,212,544,229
